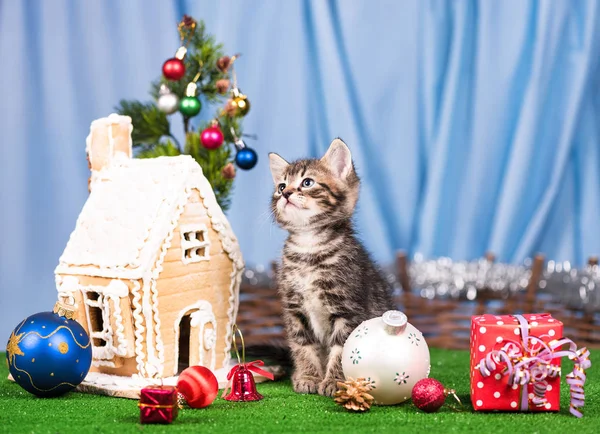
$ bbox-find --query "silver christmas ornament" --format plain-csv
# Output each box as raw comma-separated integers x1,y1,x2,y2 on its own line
157,84,179,114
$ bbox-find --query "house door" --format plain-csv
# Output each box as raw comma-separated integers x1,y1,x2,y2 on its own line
177,314,191,374
174,301,217,375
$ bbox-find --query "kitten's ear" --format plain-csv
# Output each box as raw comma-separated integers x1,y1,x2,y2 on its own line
268,153,289,183
321,138,353,179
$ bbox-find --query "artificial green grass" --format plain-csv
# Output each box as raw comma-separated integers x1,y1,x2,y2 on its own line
0,348,597,434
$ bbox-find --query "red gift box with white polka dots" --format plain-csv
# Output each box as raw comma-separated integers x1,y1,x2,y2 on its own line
470,313,563,412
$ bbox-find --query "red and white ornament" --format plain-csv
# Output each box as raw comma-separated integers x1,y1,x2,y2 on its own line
342,310,430,405
177,366,218,409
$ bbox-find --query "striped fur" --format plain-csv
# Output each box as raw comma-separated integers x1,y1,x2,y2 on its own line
268,139,394,397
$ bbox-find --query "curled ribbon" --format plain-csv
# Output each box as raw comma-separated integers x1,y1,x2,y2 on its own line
478,314,591,417
221,325,275,398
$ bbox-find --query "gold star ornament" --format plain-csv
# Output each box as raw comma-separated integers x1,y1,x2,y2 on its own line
6,330,25,366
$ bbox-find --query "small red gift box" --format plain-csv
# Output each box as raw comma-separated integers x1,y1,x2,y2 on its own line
138,385,179,424
470,313,563,413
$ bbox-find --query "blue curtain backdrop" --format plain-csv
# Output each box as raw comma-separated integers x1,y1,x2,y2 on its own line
1,0,600,339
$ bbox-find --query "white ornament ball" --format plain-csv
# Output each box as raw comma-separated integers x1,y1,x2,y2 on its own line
342,310,430,405
157,84,179,114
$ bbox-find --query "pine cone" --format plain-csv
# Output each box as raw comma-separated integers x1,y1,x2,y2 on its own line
217,56,231,72
181,15,196,29
221,163,236,180
333,378,375,412
216,78,230,94
222,99,238,117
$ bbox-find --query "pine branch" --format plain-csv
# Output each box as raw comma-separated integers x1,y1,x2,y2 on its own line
115,18,247,213
219,114,242,144
115,100,170,147
185,131,234,211
136,140,181,158
150,21,228,105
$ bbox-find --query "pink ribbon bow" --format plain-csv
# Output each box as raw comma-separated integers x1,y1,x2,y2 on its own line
221,360,275,397
478,314,591,417
227,359,274,381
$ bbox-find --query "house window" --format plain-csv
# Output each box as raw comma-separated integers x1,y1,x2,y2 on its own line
180,224,210,264
83,292,109,348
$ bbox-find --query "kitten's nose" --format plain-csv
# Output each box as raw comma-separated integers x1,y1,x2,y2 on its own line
283,190,293,199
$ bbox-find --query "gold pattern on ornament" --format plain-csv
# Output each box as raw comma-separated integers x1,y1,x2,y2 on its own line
6,330,25,366
58,342,69,354
12,362,78,392
26,326,90,349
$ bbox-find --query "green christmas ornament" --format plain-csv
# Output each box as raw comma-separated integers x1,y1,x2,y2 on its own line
179,81,202,117
180,96,202,117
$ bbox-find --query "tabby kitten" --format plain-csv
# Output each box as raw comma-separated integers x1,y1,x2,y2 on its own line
268,138,394,397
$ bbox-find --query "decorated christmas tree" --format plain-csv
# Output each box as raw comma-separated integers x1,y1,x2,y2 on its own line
116,15,257,211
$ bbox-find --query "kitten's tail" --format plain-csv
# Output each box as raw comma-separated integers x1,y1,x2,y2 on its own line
239,342,293,377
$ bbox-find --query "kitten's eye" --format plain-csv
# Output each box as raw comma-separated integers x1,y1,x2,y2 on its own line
301,178,315,188
277,183,286,194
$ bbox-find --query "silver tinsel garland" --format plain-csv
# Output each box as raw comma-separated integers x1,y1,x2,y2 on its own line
241,255,600,311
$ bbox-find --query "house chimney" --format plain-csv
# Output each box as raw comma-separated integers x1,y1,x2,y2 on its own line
86,113,133,173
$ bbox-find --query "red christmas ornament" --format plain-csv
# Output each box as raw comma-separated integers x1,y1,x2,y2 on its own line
223,364,262,401
162,58,186,81
221,325,275,402
177,366,219,409
222,360,273,402
411,378,447,412
200,125,225,150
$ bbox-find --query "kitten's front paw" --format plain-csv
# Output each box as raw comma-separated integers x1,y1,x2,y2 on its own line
318,378,340,397
293,376,320,394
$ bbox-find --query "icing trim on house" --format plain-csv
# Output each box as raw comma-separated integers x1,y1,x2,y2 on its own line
70,282,131,367
85,113,133,166
141,275,159,378
55,156,243,283
180,223,211,264
130,279,146,376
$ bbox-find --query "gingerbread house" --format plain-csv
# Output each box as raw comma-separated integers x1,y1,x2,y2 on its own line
54,114,244,396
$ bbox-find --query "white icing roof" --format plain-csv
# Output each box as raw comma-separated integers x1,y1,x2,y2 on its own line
56,155,242,279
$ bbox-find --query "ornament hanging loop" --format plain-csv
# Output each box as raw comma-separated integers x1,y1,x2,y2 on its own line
230,127,245,150
53,296,77,320
177,15,197,47
185,60,204,96
185,82,198,97
192,61,203,84
444,388,464,412
229,53,241,89
175,47,187,60
382,310,408,335
231,324,246,365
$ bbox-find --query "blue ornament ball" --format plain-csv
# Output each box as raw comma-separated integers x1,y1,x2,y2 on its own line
6,311,92,397
235,147,258,170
